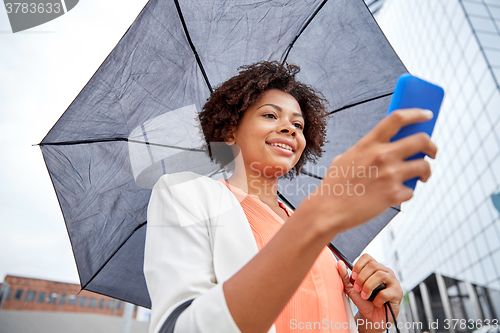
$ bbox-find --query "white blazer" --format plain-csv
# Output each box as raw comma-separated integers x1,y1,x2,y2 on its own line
144,172,357,333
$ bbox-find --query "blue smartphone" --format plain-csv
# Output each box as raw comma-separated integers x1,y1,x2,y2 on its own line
386,74,445,190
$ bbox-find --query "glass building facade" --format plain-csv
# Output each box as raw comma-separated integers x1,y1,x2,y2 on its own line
372,0,500,330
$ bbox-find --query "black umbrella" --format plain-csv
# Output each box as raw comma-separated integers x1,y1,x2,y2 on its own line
39,0,406,308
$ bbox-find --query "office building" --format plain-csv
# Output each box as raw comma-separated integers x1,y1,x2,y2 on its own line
373,0,500,331
0,275,130,316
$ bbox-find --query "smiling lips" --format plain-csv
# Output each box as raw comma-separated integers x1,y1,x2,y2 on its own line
268,142,293,151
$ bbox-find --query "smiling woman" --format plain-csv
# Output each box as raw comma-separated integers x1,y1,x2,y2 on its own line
143,61,436,333
199,61,329,179
227,90,306,184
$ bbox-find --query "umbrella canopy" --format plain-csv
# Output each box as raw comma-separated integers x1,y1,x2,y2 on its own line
40,0,406,308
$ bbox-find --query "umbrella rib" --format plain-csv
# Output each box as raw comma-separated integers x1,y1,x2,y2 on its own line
300,170,322,180
328,92,394,115
278,191,296,210
208,167,224,178
327,243,354,270
38,137,130,146
38,137,205,152
281,0,330,64
141,124,155,165
173,0,213,94
80,221,148,291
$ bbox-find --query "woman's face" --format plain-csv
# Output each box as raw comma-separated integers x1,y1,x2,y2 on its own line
228,89,306,178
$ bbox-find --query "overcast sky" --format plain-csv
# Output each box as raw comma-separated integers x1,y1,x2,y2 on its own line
0,0,386,286
0,0,150,284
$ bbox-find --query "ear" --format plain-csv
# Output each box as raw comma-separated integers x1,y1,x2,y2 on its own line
224,127,236,146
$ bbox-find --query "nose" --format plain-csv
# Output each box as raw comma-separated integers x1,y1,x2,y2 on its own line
278,123,297,137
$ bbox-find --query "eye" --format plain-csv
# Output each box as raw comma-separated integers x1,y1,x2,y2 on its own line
264,113,277,119
294,122,304,130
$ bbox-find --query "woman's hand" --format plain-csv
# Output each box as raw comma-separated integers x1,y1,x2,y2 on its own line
306,108,438,236
338,254,403,333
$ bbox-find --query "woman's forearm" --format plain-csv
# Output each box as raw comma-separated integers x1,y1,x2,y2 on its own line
223,198,340,333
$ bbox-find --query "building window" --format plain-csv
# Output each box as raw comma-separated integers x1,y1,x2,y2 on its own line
60,294,66,305
14,289,23,301
38,292,46,303
47,293,58,304
79,296,86,307
68,295,77,306
6,288,13,300
116,301,122,310
99,299,104,309
88,297,96,308
107,299,115,309
24,290,36,302
475,285,496,320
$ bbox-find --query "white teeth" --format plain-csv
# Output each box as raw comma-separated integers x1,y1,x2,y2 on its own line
269,142,293,151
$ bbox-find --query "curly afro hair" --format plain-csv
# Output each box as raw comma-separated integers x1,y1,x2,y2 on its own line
198,61,329,178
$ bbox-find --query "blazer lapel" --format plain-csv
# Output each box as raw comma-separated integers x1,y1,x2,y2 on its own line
210,181,259,283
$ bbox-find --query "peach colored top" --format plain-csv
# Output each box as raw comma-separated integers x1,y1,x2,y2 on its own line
219,179,349,333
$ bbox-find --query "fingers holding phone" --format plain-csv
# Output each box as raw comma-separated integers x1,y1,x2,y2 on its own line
385,74,444,189
306,75,444,234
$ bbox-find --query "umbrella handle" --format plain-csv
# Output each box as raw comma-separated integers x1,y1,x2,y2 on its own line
327,243,386,302
368,283,386,302
327,244,400,333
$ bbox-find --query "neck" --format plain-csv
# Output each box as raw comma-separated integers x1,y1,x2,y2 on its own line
226,154,281,207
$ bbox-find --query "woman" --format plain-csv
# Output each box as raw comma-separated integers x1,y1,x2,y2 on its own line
144,61,437,333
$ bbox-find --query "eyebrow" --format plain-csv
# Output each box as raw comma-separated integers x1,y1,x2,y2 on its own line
257,103,304,118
